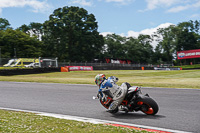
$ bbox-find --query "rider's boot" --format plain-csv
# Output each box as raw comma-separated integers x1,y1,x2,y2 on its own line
108,101,119,113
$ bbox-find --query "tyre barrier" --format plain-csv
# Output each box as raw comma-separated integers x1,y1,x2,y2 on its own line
0,68,60,76
0,66,157,76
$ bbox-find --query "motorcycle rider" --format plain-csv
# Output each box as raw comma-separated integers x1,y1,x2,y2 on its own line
95,74,129,113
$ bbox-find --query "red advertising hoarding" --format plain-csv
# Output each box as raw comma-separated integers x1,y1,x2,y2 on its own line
67,66,93,71
177,49,200,60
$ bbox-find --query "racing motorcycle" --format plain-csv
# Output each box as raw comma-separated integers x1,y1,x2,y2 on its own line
93,84,159,115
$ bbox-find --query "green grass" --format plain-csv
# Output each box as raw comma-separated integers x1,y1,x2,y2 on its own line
0,67,32,70
0,70,200,89
0,109,148,133
174,64,200,69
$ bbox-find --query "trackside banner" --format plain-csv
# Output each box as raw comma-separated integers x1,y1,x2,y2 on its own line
67,66,93,71
177,49,200,59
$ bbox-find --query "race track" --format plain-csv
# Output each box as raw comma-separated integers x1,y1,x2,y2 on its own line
0,81,199,133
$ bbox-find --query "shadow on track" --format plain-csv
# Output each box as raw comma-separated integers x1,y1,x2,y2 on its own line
110,112,165,120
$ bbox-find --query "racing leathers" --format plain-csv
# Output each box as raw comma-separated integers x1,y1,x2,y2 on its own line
98,76,128,112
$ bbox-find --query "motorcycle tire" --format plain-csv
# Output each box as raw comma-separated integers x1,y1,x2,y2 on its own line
108,108,119,114
137,96,159,115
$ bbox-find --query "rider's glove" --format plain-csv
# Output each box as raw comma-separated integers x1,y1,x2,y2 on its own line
97,92,100,99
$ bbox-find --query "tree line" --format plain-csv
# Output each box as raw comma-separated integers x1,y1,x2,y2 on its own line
0,6,200,65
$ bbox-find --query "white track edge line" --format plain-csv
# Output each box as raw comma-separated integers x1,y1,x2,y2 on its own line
0,107,192,133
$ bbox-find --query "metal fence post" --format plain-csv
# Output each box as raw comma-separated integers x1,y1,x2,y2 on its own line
39,57,41,68
0,48,1,65
55,57,58,67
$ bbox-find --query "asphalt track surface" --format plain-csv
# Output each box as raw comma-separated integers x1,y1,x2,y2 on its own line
0,81,200,133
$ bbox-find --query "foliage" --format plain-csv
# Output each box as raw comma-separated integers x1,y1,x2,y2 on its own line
102,34,153,63
103,34,126,59
154,25,176,63
0,28,43,58
42,6,104,61
175,20,200,51
0,18,11,30
18,22,43,40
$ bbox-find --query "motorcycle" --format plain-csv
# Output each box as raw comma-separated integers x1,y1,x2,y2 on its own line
93,84,159,115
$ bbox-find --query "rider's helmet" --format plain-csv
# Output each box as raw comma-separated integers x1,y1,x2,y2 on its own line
95,74,106,86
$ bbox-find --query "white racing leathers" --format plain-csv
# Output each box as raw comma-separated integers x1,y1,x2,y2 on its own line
108,83,128,111
98,76,128,111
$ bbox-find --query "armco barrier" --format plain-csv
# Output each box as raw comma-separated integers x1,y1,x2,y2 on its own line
93,66,154,70
2,66,178,76
154,67,181,70
0,68,60,76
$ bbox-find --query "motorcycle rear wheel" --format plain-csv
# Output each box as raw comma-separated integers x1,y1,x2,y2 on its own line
108,108,119,114
137,96,159,115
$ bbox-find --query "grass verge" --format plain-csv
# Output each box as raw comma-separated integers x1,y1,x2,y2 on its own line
0,70,200,89
0,109,148,133
0,67,32,70
173,64,200,69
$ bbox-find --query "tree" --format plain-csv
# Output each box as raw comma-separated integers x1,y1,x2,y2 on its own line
18,24,30,33
124,35,153,64
124,37,141,63
152,44,165,64
155,25,176,63
0,29,42,58
0,18,11,30
102,34,154,64
103,34,126,59
137,34,153,63
42,6,104,61
176,21,200,51
18,22,43,40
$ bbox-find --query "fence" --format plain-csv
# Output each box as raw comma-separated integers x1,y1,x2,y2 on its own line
0,68,60,76
0,58,173,68
58,62,173,68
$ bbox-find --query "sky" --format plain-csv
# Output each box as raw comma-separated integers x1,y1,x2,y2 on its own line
0,0,200,39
